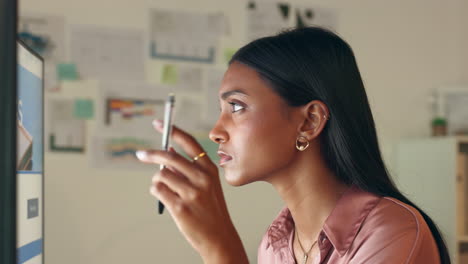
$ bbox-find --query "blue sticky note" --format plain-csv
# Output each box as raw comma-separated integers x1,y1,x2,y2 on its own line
57,63,78,81
74,99,94,119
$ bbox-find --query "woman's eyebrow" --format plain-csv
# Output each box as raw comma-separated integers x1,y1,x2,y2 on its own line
220,89,249,100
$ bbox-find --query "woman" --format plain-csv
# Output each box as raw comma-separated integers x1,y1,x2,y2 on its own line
136,27,450,263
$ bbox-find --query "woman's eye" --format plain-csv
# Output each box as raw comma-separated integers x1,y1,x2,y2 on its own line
228,102,244,113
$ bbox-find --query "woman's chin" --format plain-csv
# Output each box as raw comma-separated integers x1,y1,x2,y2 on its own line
223,171,247,186
223,170,256,187
224,176,244,187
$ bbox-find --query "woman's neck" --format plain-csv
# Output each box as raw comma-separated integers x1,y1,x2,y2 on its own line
267,146,349,246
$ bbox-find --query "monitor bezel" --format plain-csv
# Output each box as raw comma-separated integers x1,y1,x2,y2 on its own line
0,0,18,262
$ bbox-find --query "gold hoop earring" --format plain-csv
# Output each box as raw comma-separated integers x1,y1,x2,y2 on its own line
296,136,310,151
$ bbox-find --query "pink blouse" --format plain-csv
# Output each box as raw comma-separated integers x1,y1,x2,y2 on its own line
257,185,441,264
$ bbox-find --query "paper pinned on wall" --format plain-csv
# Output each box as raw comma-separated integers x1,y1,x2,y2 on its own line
92,82,173,169
48,98,86,152
104,97,165,130
70,26,145,80
19,14,66,91
149,9,228,63
294,5,338,30
246,1,291,42
173,95,206,132
177,65,203,92
161,64,203,92
97,82,171,136
89,135,158,169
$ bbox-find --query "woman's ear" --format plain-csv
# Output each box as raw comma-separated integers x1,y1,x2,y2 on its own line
297,100,330,141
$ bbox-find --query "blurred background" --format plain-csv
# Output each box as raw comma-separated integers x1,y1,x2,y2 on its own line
18,0,468,263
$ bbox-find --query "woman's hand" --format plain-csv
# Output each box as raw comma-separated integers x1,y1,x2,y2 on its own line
136,120,248,264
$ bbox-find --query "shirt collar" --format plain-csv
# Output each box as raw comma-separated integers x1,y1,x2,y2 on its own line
265,206,295,252
322,185,381,256
265,185,382,256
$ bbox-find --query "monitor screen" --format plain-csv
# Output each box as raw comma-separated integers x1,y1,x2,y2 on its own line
16,41,44,264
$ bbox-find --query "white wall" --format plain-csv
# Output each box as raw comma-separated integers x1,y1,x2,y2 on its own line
19,0,468,263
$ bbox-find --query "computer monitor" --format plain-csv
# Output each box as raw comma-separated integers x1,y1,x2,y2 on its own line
0,2,44,262
16,40,44,264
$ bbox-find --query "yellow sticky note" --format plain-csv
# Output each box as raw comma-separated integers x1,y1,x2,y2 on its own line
161,64,178,85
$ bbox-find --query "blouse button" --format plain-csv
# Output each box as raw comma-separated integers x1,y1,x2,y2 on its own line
320,235,327,243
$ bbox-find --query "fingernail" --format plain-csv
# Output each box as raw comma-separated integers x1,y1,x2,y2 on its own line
153,119,163,128
135,150,147,160
150,186,158,197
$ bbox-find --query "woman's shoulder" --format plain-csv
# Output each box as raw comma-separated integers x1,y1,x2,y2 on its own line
363,195,433,238
351,195,440,263
368,196,427,228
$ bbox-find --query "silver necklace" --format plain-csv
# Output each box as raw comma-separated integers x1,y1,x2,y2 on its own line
295,228,318,264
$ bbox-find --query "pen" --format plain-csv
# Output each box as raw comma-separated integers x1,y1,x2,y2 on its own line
159,93,175,214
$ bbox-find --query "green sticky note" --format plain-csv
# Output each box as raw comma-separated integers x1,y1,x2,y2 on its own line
74,99,94,119
57,63,78,81
161,64,178,85
224,48,237,64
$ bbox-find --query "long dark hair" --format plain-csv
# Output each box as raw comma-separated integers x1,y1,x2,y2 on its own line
230,27,450,263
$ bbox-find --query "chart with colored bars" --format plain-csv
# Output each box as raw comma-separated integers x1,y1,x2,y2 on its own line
105,98,164,126
106,137,152,161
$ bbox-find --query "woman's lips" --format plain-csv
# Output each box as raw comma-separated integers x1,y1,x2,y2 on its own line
217,151,233,166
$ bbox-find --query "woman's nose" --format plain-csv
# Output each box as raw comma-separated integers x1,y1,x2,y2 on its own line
209,120,229,144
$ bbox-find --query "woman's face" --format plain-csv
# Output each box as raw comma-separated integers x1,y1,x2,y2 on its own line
209,62,300,186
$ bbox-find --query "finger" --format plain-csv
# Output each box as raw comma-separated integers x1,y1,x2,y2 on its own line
157,168,198,201
137,149,208,187
150,182,184,215
166,165,186,179
152,120,214,169
150,148,184,178
166,148,188,179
